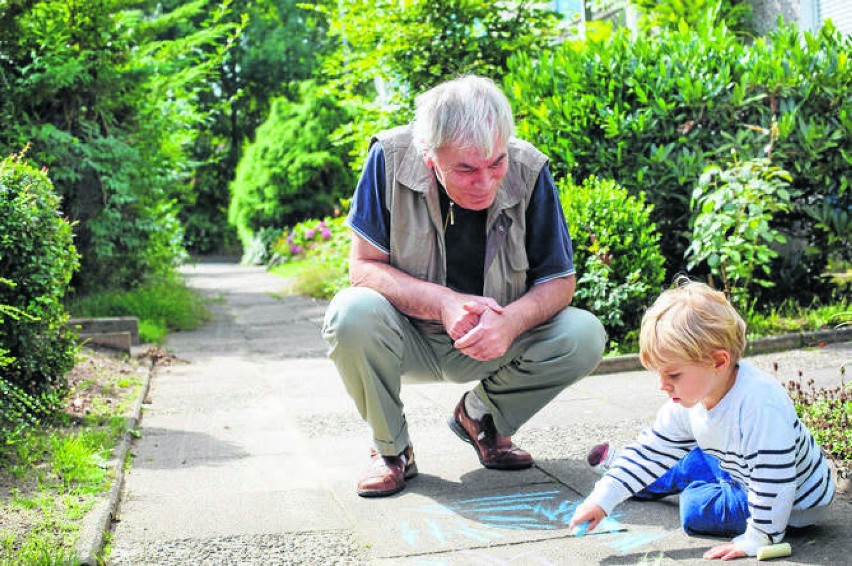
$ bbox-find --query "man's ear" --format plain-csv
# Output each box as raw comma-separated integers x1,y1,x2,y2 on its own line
422,150,436,169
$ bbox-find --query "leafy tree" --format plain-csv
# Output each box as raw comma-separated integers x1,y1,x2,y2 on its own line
0,0,241,292
506,20,850,302
182,0,330,254
631,0,753,35
559,175,665,349
313,0,563,164
228,81,354,252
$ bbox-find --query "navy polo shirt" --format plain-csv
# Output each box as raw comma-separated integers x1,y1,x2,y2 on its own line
347,142,575,294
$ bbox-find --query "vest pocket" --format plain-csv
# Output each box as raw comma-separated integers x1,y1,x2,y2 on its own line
505,244,529,299
390,226,436,280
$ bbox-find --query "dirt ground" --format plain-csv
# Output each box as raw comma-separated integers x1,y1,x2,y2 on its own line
0,347,161,555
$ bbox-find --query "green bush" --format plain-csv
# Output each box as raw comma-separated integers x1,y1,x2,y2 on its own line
559,176,666,350
686,157,795,308
228,81,355,253
632,0,753,34
786,377,851,466
506,21,851,301
66,275,209,345
0,376,51,447
0,152,79,396
266,211,351,300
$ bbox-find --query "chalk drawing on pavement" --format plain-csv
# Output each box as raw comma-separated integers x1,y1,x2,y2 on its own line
399,489,629,548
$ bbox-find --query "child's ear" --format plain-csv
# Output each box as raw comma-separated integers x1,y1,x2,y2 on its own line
711,349,732,371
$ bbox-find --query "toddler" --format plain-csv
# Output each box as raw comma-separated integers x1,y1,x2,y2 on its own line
568,279,835,559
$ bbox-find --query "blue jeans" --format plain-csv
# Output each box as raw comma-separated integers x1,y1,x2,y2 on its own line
636,448,749,537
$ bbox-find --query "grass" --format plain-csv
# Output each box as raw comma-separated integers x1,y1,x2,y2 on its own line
745,297,850,340
66,274,210,345
1,272,208,564
0,351,144,565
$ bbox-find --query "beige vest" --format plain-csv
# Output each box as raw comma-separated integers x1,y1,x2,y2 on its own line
373,126,548,331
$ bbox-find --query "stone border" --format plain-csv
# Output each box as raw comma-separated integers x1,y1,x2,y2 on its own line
73,354,154,566
593,326,851,375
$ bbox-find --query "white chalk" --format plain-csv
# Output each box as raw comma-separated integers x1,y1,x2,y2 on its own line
756,542,792,561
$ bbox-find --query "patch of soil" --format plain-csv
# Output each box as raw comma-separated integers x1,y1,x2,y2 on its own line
0,347,169,551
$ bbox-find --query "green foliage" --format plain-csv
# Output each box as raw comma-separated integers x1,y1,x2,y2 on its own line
66,275,209,345
268,212,351,299
0,0,243,292
686,157,795,307
313,0,562,166
0,152,79,396
506,21,851,302
632,0,753,34
228,81,354,252
787,377,851,464
0,378,51,448
0,350,139,564
558,176,666,349
745,296,850,339
182,0,329,255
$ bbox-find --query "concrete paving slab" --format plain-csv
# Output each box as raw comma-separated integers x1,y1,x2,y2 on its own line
113,489,350,540
105,261,852,565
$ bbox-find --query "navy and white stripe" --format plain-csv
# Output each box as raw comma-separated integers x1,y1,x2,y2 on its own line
587,361,834,552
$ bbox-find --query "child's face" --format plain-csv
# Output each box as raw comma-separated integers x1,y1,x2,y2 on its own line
656,352,735,410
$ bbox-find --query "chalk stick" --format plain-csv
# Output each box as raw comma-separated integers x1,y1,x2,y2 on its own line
570,522,589,537
757,542,792,561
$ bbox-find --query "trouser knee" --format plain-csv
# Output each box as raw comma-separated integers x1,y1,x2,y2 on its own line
679,481,748,537
323,287,398,351
548,307,607,378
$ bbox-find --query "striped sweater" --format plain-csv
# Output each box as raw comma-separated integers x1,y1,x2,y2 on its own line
587,361,835,556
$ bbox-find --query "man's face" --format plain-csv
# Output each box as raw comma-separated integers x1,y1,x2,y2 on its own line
425,141,509,211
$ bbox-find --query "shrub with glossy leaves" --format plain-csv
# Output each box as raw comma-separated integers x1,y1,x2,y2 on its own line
0,151,79,396
559,176,665,350
506,21,851,302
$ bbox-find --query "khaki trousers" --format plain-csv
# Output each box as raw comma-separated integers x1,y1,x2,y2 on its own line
322,287,607,456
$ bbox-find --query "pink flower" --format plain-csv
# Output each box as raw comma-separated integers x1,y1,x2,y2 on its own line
306,229,316,239
321,228,332,239
290,245,303,255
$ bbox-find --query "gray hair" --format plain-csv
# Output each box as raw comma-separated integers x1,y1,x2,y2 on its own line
412,75,515,158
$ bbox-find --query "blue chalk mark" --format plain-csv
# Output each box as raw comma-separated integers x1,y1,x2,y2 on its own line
483,522,555,531
425,518,447,544
598,515,625,532
468,503,534,513
479,514,540,523
453,520,504,542
609,532,666,553
571,521,590,537
453,490,561,506
400,521,419,546
534,499,578,522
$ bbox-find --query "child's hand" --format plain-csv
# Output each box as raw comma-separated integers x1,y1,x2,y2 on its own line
568,501,606,534
703,542,746,560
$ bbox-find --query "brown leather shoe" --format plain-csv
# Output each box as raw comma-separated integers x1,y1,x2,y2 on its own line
449,393,534,470
356,445,418,497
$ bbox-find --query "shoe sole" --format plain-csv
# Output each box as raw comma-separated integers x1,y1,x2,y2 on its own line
356,463,419,498
447,416,533,471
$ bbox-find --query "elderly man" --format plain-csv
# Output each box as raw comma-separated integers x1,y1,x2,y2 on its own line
322,75,607,497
